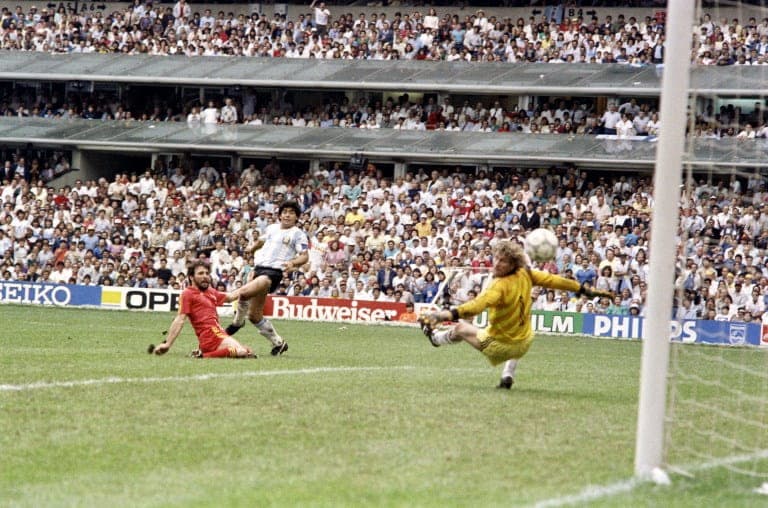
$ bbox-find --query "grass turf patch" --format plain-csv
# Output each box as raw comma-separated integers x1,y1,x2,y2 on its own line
1,305,765,507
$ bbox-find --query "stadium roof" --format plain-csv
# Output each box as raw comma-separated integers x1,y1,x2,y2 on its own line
0,53,766,96
0,117,765,169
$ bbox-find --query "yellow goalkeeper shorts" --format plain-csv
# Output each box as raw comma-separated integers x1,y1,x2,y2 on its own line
477,329,533,366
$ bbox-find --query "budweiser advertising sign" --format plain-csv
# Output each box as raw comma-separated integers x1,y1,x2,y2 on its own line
264,296,405,322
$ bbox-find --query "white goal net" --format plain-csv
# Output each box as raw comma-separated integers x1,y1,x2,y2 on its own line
648,0,768,489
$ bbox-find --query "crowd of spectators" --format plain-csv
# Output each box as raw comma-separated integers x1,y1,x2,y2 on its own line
0,4,765,328
1,154,768,324
3,3,768,140
5,63,768,140
7,81,768,157
7,88,664,137
0,2,765,65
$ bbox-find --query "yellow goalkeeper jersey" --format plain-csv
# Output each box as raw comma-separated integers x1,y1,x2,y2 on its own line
457,269,581,344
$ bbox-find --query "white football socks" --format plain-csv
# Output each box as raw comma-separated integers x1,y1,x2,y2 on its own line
431,327,456,346
256,318,283,346
501,359,518,380
233,298,249,327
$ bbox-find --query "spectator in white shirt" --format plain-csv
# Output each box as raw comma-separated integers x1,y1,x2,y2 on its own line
599,103,621,134
200,100,219,124
615,113,635,138
220,98,238,125
310,0,330,36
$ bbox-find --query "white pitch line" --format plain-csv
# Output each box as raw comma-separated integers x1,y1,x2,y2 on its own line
0,366,420,392
532,449,768,508
686,448,768,470
532,479,640,508
5,366,766,504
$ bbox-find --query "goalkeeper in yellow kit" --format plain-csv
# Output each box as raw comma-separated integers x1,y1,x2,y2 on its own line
419,239,612,389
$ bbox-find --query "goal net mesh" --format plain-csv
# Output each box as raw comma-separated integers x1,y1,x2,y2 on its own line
662,0,768,485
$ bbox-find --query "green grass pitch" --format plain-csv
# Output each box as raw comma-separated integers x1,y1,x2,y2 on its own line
1,305,766,507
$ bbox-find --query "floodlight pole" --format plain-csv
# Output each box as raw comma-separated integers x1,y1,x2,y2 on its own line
634,1,694,479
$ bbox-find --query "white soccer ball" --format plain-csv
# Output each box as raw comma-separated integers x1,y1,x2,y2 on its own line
525,227,558,263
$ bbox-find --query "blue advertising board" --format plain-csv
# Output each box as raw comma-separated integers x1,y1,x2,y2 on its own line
0,281,101,307
581,313,762,346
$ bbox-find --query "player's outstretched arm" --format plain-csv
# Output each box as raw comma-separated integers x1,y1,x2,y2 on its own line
223,288,242,303
284,251,309,274
422,309,450,325
578,283,614,300
244,238,265,255
419,285,499,327
420,307,461,326
530,269,581,293
530,270,614,299
153,314,187,355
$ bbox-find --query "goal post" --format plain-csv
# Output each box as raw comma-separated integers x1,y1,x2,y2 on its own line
634,0,695,480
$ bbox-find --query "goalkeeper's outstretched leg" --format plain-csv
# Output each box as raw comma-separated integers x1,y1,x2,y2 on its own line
416,240,614,388
418,311,529,388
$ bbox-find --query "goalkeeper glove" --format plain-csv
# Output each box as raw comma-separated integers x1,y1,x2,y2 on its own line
419,308,459,327
418,311,441,328
578,283,614,300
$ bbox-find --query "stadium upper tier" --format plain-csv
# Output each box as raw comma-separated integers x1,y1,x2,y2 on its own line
0,53,766,96
0,116,763,169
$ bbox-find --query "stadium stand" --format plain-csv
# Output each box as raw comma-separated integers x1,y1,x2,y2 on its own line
0,2,760,66
1,156,767,323
0,3,767,323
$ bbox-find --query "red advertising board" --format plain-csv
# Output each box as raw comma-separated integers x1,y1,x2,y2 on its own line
762,324,768,345
264,296,406,322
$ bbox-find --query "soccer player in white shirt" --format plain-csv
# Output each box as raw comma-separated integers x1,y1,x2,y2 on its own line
225,201,309,355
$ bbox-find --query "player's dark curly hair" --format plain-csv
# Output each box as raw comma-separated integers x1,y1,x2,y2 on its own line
278,200,302,217
187,260,210,277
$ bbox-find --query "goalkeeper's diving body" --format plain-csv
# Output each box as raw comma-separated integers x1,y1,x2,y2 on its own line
225,200,309,356
419,239,613,389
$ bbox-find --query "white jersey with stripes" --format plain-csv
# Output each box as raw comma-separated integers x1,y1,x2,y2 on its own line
253,224,309,269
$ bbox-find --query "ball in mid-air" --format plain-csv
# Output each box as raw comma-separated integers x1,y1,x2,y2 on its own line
525,228,558,263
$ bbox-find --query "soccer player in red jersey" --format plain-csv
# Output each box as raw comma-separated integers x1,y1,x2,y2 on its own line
152,261,254,358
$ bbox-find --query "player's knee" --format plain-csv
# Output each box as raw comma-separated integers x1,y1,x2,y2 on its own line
255,277,271,291
243,276,268,292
